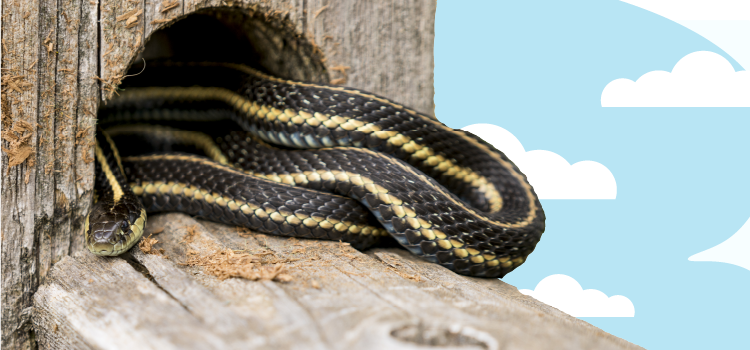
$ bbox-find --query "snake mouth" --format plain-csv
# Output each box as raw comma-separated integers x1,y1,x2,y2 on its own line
88,240,120,256
86,226,129,256
84,204,146,256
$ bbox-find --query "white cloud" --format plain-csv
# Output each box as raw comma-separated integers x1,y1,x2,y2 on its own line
602,51,750,107
689,216,750,271
621,0,750,20
519,274,635,317
675,21,750,72
461,124,616,200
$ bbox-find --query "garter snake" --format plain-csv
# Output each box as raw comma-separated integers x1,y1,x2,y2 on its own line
87,61,545,278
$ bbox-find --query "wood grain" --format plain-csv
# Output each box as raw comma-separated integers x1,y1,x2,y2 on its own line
2,2,435,347
32,213,644,350
2,0,44,348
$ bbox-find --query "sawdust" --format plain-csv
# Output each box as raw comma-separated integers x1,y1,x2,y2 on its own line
377,254,422,282
234,226,255,238
74,126,92,145
81,148,95,163
180,225,200,244
0,73,35,178
160,0,179,13
182,248,292,282
26,59,38,70
389,267,421,282
329,65,350,85
138,233,166,257
1,116,36,177
329,78,346,85
1,74,33,93
178,225,293,282
338,241,357,260
116,8,142,23
313,5,329,19
151,19,171,25
115,8,143,29
94,75,124,97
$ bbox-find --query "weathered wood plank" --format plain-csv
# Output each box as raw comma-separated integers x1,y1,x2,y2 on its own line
71,0,99,256
32,249,251,349
48,0,86,280
129,249,270,347
0,0,435,348
36,0,59,288
304,0,436,115
2,0,43,347
99,0,146,101
5,1,439,344
144,0,184,36
34,213,644,350
138,214,330,349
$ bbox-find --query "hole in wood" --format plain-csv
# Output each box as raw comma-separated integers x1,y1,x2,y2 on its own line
390,322,494,349
126,6,328,83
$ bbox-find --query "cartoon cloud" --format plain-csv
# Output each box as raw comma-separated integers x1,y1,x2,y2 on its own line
689,216,750,271
461,124,616,200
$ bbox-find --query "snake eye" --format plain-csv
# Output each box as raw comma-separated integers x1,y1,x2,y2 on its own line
121,221,129,230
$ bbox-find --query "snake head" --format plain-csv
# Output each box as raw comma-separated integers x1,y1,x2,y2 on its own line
84,200,146,256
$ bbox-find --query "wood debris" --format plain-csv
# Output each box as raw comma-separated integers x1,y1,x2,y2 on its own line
151,19,171,25
234,226,255,238
330,65,350,75
161,0,179,13
1,116,36,175
180,225,200,244
74,126,92,145
81,149,95,163
94,75,125,97
330,65,350,85
389,268,421,282
377,254,422,282
2,75,33,93
116,8,143,29
182,248,292,282
138,233,166,257
26,59,38,70
177,225,293,282
313,5,328,19
338,241,357,260
115,8,139,22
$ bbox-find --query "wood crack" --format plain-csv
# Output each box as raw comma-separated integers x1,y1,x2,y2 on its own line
119,251,194,316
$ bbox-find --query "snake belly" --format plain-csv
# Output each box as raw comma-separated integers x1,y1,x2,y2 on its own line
91,61,546,278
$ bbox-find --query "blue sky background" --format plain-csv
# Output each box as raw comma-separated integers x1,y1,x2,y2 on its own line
434,1,749,349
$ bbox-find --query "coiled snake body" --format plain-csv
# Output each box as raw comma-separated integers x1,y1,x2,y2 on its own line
87,62,545,278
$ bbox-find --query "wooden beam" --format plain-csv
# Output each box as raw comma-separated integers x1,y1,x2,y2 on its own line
32,213,643,350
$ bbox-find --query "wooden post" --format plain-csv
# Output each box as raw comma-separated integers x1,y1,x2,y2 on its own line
3,2,641,349
2,1,434,347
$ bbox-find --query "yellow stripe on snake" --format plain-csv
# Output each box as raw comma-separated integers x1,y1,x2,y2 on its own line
87,61,545,278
